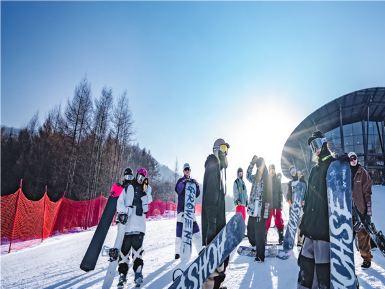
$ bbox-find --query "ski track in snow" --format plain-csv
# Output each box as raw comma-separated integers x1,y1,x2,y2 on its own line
1,186,385,289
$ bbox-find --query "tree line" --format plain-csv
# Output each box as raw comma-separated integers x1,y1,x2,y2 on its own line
1,78,174,202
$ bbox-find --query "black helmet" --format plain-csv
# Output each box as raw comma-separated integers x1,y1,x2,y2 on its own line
124,167,133,176
307,130,325,145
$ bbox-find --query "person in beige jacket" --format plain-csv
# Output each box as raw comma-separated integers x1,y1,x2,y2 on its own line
349,151,373,269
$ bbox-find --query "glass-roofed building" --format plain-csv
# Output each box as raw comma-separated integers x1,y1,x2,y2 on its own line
281,87,385,184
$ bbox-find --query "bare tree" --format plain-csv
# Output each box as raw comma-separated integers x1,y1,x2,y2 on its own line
110,91,134,182
64,78,92,197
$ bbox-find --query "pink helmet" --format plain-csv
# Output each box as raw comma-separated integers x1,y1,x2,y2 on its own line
136,167,148,178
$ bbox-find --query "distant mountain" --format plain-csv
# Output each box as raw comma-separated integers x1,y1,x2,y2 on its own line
158,164,179,183
1,126,21,136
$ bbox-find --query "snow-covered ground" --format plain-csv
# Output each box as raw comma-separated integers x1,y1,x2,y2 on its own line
1,186,385,289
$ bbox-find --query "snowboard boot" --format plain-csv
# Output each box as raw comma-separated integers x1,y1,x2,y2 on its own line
278,229,284,245
361,260,371,269
254,256,264,263
134,272,143,287
175,254,180,260
117,273,127,289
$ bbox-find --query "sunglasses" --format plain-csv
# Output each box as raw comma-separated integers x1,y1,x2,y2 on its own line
184,167,190,172
350,156,357,161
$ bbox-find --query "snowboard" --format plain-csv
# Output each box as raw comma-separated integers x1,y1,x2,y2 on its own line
180,181,197,263
327,160,357,289
352,205,385,257
80,183,124,272
237,245,278,258
282,181,306,251
102,220,128,289
168,213,245,289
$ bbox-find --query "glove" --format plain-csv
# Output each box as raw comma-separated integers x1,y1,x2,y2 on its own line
117,213,128,224
336,153,350,162
363,214,371,225
251,155,258,164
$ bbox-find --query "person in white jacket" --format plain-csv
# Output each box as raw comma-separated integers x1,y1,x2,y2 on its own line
116,167,152,288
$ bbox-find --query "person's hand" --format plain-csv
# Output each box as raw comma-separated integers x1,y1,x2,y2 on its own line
363,214,371,225
288,200,292,206
117,213,128,224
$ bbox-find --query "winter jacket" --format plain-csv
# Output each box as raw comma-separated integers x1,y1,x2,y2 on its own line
270,174,283,209
286,175,298,203
351,164,372,215
246,163,272,218
202,154,226,245
175,175,200,214
233,177,248,206
299,155,335,242
117,181,153,234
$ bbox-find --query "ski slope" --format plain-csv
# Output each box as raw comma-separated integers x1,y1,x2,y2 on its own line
1,186,385,289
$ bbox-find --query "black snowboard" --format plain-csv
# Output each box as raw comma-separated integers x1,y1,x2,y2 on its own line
80,196,118,272
352,205,385,257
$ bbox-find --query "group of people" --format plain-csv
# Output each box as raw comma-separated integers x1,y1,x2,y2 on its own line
113,130,374,289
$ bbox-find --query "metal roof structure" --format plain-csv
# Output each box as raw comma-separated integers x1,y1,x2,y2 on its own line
281,87,385,178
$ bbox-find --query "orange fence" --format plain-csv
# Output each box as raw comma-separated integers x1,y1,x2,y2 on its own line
1,186,201,253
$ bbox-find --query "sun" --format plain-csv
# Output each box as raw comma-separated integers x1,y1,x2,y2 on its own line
225,101,298,180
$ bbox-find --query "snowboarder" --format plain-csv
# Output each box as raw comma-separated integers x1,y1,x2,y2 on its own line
202,138,230,289
116,167,153,288
233,167,248,220
349,151,373,268
265,164,284,244
174,163,202,260
246,155,272,262
297,130,335,289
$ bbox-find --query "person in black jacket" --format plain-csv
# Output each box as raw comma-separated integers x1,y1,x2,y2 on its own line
246,156,272,262
297,131,334,289
202,138,229,289
266,164,284,244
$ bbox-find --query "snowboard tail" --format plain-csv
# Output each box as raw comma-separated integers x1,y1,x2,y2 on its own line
168,214,245,289
80,196,118,272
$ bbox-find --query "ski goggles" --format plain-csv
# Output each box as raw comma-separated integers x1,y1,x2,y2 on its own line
183,167,190,172
124,174,134,181
136,174,146,183
309,137,327,154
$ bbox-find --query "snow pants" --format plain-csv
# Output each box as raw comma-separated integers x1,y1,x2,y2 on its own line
118,233,144,275
297,237,330,289
247,216,266,260
357,229,373,262
265,208,284,231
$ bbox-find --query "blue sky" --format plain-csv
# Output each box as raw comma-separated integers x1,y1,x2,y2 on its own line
2,2,385,182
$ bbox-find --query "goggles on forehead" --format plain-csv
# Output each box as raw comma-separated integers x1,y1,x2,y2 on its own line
124,174,134,181
309,137,327,154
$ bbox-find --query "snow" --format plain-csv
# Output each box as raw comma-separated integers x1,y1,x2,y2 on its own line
1,186,385,289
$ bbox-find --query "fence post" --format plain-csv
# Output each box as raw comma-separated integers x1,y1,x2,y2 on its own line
41,185,47,242
8,179,22,253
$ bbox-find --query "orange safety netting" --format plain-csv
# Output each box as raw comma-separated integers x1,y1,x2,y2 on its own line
1,187,200,253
